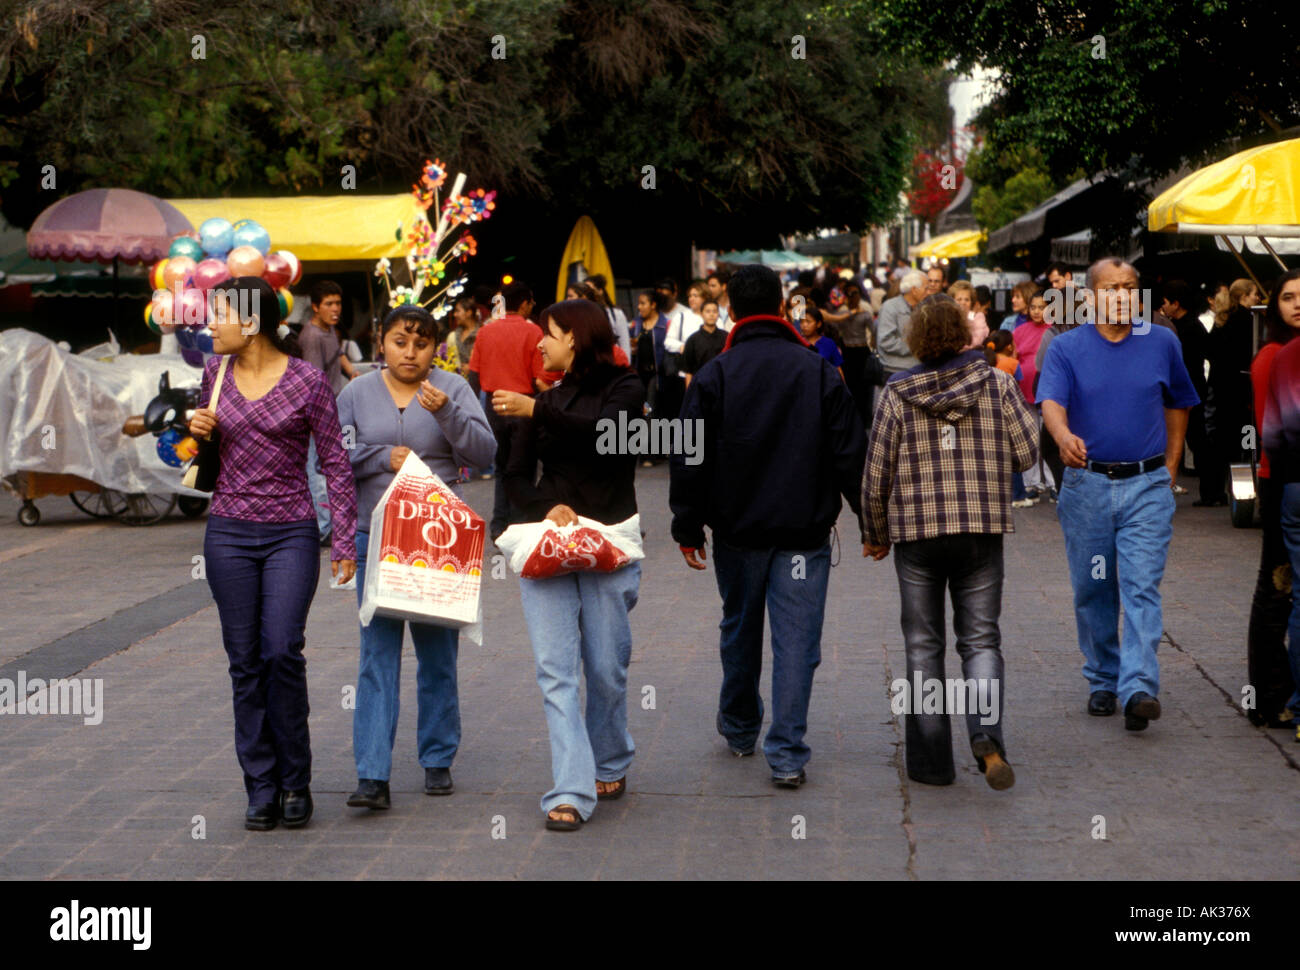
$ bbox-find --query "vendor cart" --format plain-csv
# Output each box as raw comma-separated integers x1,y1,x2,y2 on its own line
0,329,210,526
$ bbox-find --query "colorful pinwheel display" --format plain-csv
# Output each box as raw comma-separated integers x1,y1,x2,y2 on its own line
376,160,496,312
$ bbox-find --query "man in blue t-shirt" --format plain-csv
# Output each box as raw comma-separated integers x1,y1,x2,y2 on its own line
1038,258,1200,732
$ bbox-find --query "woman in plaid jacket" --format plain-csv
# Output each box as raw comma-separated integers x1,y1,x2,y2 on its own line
863,294,1039,790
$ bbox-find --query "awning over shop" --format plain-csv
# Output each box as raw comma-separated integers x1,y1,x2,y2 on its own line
31,275,152,299
716,249,818,269
794,232,859,257
167,195,420,262
1148,137,1300,236
986,175,1113,252
909,229,984,260
1049,226,1142,266
934,177,977,234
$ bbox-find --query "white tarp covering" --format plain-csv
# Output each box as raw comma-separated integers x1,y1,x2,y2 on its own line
0,329,207,496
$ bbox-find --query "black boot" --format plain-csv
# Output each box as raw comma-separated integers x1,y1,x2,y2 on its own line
245,801,279,831
424,767,454,795
281,788,314,827
347,779,391,809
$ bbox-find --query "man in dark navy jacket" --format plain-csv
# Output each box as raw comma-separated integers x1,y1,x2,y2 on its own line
670,264,867,787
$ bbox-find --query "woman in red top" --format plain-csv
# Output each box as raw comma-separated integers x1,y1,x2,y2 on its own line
1249,268,1300,728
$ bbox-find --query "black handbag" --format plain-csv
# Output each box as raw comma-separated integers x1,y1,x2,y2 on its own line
863,350,887,387
182,355,229,492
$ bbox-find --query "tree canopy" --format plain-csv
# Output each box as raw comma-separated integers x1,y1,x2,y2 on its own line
1,0,951,253
869,0,1300,187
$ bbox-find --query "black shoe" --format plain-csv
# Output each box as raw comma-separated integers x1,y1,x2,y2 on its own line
728,744,755,758
346,779,391,809
1192,497,1227,507
1124,692,1161,731
771,769,806,788
281,788,313,827
1088,690,1117,716
971,735,1015,791
245,802,279,831
424,767,454,795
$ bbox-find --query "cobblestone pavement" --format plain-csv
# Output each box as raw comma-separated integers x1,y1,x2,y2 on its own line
1,469,1297,880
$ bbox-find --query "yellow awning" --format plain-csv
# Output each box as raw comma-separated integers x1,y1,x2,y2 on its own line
167,195,420,261
1148,137,1300,236
909,228,985,259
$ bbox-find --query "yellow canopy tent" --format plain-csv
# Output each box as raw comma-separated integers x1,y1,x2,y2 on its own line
1148,137,1300,287
167,195,420,264
908,228,985,260
556,216,615,303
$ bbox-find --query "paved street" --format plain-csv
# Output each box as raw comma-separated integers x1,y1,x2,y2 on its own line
1,469,1297,880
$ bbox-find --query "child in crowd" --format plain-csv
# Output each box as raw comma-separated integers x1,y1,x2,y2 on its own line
984,331,1034,508
800,306,846,382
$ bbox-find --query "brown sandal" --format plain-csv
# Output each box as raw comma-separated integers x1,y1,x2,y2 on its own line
596,777,627,800
545,804,584,831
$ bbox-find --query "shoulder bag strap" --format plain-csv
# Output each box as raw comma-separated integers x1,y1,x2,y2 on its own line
208,355,230,416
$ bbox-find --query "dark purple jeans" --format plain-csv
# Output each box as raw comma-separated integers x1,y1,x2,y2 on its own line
205,515,320,806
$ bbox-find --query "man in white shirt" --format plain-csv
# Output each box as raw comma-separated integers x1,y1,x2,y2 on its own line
658,278,703,354
707,270,733,330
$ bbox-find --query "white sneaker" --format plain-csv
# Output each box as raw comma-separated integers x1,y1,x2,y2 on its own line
1011,498,1036,509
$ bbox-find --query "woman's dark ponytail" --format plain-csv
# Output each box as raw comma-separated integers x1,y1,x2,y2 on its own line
210,275,301,357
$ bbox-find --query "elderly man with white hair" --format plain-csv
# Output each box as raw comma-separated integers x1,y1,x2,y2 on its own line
1037,257,1200,732
876,270,927,377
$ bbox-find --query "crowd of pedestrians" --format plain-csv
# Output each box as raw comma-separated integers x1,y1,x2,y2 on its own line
186,252,1300,834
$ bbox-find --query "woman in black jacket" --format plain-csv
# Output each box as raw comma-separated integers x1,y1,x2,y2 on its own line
492,299,645,832
1202,278,1262,505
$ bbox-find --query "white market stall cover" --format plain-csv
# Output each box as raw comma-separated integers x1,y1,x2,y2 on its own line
0,329,207,496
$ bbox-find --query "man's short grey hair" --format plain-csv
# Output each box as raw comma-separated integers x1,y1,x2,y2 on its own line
899,270,927,294
1086,257,1137,289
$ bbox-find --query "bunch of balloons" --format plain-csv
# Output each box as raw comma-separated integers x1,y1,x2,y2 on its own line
145,218,301,358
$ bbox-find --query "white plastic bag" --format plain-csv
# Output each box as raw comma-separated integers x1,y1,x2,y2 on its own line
496,514,643,578
358,452,485,645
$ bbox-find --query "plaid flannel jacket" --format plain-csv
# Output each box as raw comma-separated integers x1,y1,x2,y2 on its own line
863,350,1038,545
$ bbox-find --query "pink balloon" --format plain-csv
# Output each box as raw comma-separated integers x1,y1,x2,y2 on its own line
262,251,292,290
193,257,231,293
177,288,208,327
151,289,176,327
226,246,265,279
278,250,302,285
162,256,196,289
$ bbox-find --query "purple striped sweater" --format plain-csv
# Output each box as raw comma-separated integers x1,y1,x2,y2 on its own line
199,354,357,561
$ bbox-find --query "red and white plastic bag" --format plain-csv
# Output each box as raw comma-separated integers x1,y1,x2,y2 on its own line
358,452,485,644
496,514,643,579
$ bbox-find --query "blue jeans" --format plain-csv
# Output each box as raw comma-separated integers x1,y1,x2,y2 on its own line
1273,483,1300,712
305,435,331,538
518,563,641,820
1056,464,1175,708
711,537,830,774
204,515,321,805
1012,471,1027,501
895,533,1005,785
352,533,461,781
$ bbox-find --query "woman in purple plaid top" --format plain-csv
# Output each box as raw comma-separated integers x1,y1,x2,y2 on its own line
863,294,1038,792
188,277,358,832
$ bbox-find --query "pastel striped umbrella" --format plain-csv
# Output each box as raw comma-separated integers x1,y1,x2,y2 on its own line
27,188,193,264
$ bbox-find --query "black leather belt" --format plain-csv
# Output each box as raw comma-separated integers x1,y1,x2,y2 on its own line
1084,455,1165,479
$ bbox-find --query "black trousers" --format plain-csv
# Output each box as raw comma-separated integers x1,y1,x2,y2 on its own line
841,346,875,429
1247,476,1297,722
